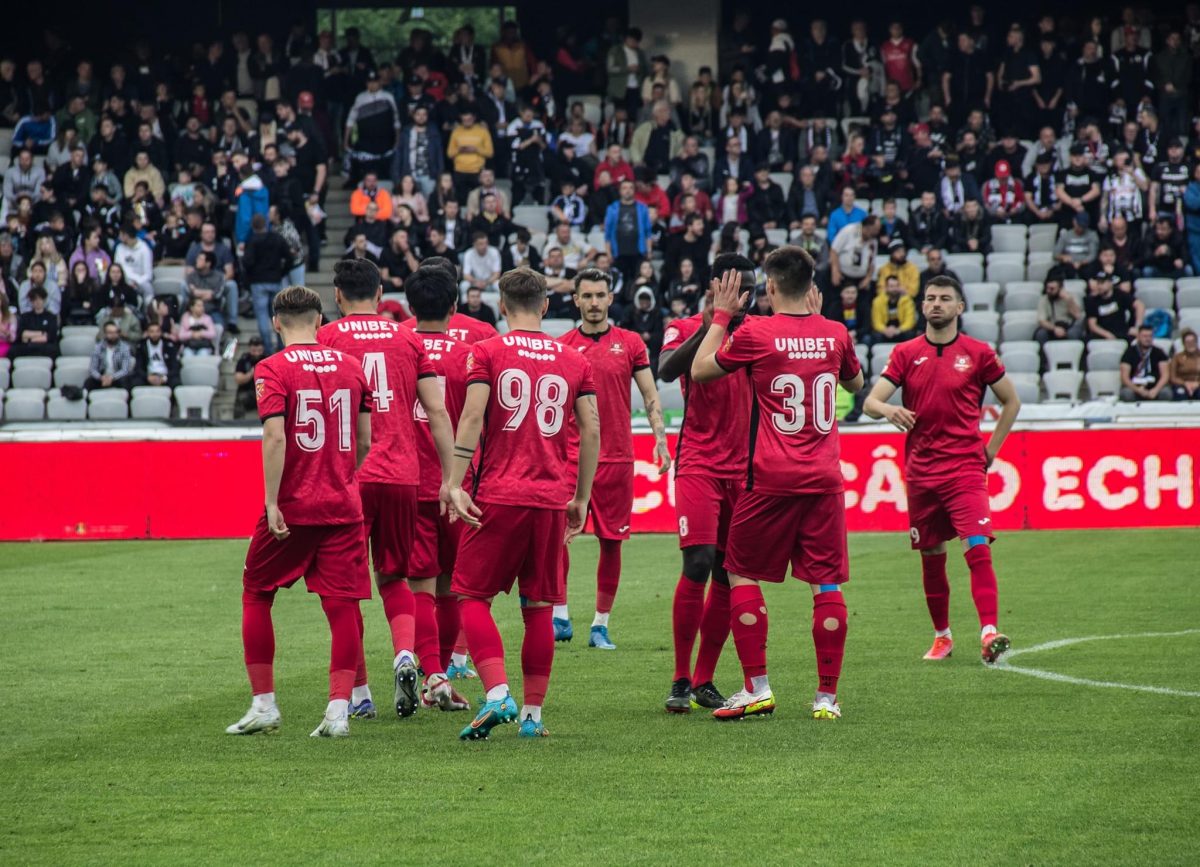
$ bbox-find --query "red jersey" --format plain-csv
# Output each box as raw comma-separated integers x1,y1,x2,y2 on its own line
466,330,595,509
880,334,1006,482
317,314,436,486
412,329,473,502
559,325,650,464
254,344,371,525
401,312,497,344
715,313,860,496
662,313,752,479
881,37,917,92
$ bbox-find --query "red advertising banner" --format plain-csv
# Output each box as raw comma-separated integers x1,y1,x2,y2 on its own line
1,428,1195,540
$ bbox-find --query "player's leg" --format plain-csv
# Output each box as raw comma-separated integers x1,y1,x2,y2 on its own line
411,574,469,712
366,483,421,717
797,494,850,720
588,538,623,649
587,462,633,649
514,507,568,738
431,509,474,679
518,599,554,737
666,544,712,712
349,604,377,719
712,573,775,720
945,478,1009,663
690,481,739,708
312,594,360,737
553,545,574,642
908,483,956,660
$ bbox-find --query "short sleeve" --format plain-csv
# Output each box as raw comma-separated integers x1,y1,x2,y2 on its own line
880,343,905,387
413,335,437,379
714,320,757,372
628,332,651,371
256,364,286,421
978,345,1005,386
662,318,693,352
839,329,862,381
576,356,596,398
466,341,492,386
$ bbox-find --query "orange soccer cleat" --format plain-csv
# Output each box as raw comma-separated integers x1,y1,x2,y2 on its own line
922,635,954,660
981,632,1011,665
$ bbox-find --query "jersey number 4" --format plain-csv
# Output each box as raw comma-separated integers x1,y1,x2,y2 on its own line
362,352,394,412
295,388,352,452
770,373,836,436
498,369,569,436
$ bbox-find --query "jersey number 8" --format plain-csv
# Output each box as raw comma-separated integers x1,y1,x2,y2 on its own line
497,369,569,436
770,372,836,436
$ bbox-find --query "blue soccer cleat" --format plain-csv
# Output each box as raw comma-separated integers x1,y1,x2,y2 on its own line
349,698,377,719
458,694,518,740
553,617,574,642
518,714,550,738
446,659,477,680
589,625,616,650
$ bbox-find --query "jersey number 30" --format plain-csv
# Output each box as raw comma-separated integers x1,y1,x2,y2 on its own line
770,373,836,435
498,369,569,436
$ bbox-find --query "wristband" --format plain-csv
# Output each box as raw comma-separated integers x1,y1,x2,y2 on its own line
711,309,733,329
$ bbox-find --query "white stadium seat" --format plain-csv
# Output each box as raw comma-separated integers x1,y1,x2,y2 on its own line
11,366,51,390
1043,340,1085,371
175,385,214,420
180,365,220,388
1085,370,1121,399
963,282,1000,312
1043,370,1083,402
1001,310,1039,341
960,312,999,343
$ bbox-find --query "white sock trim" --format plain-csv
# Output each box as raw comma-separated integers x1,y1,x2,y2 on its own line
520,704,542,722
485,684,510,702
351,685,372,704
251,692,276,712
553,605,570,620
591,612,610,627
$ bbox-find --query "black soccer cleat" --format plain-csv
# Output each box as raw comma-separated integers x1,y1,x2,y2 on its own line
394,659,419,718
689,681,726,710
665,677,692,713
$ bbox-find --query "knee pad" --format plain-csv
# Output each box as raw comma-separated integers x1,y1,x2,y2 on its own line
681,545,715,584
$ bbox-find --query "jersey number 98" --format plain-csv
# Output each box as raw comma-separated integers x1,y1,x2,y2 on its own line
497,369,569,436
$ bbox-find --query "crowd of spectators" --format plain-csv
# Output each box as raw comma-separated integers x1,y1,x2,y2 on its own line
3,9,1200,400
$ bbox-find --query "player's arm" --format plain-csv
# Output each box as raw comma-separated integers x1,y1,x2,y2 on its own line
567,393,600,543
657,324,705,382
984,374,1020,468
355,410,372,469
690,270,746,383
416,375,454,493
261,416,289,540
633,367,671,474
447,382,489,527
863,377,916,431
841,368,865,394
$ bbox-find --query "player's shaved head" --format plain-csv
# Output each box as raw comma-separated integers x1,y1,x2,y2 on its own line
333,258,383,302
272,285,323,325
421,255,459,282
499,267,547,313
763,245,815,298
406,265,458,320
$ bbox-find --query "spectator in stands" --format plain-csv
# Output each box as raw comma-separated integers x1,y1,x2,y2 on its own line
0,292,15,357
11,286,57,358
938,155,979,217
18,261,59,315
828,187,867,241
543,222,593,271
393,174,430,223
824,282,872,343
4,149,45,212
460,231,501,294
1024,153,1061,224
1152,30,1191,139
233,335,266,417
68,225,111,280
122,151,165,204
747,165,786,231
62,259,101,325
507,103,549,205
349,171,393,222
344,70,400,186
871,274,918,344
112,221,153,305
1057,144,1102,228
983,160,1025,223
666,258,702,313
459,285,498,326
469,192,517,247
950,199,992,255
85,320,134,390
1120,325,1172,400
631,100,681,176
179,297,218,356
1137,217,1189,278
831,213,880,291
876,239,919,296
1054,212,1100,275
234,162,270,246
1086,272,1139,341
594,143,634,190
395,104,442,197
607,28,648,116
503,227,542,271
1169,328,1200,400
1035,277,1085,343
907,191,948,254
447,104,493,202
713,135,753,189
184,250,226,323
380,228,420,291
135,320,180,387
185,222,238,330
622,284,665,371
96,281,142,343
540,246,578,318
550,179,587,229
918,248,957,293
242,213,291,354
605,178,652,284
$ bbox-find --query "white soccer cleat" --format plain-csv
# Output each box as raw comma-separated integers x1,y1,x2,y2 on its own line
422,672,471,711
812,695,842,720
310,713,350,738
225,705,281,735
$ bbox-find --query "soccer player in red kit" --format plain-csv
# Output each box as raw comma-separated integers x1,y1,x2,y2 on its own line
657,253,756,713
317,259,457,719
401,254,498,345
692,247,864,721
447,268,599,740
555,268,671,649
225,286,374,738
863,275,1021,664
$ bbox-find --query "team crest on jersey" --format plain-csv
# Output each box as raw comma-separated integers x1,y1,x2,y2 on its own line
254,378,265,401
954,354,972,372
722,333,734,352
465,353,476,370
608,343,624,354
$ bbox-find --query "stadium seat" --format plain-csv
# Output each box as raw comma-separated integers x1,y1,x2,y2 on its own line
658,379,684,411
1000,347,1040,373
1153,338,1173,356
5,390,45,420
769,172,793,197
960,312,999,342
89,388,129,404
854,343,868,374
945,253,984,273
0,366,7,390
1042,369,1083,402
963,282,1000,312
566,94,602,127
11,366,51,390
60,335,98,357
131,393,172,419
1086,342,1126,370
175,385,215,419
13,357,53,371
990,225,1028,254
1062,280,1087,303
180,365,220,388
541,318,576,338
1024,258,1053,283
766,228,788,246
1027,224,1059,253
53,359,90,388
999,339,1040,356
1003,282,1042,311
512,205,549,234
987,261,1026,285
88,399,129,420
870,342,897,365
1001,311,1039,341
1043,340,1085,370
1177,308,1200,332
1176,283,1200,309
153,278,186,299
947,260,984,284
1085,370,1121,399
181,354,222,368
61,325,99,341
152,265,186,283
1134,279,1175,311
1007,372,1041,403
132,386,173,401
47,395,87,420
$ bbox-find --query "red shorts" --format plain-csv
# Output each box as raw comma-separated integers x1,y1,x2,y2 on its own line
360,482,418,577
410,499,462,578
674,474,742,549
724,491,849,585
588,461,634,540
907,475,995,550
243,516,371,600
451,502,567,604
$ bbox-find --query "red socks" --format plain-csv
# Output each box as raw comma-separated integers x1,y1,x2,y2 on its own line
921,552,951,632
812,590,847,696
595,538,622,614
729,583,769,690
413,591,443,676
691,580,730,686
378,580,415,655
435,594,461,671
241,589,276,695
459,597,507,692
521,605,554,706
353,604,368,688
965,545,999,628
320,596,360,701
671,576,706,681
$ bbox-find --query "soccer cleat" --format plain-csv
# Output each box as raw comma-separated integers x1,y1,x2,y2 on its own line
421,673,471,712
689,681,726,710
518,714,550,738
665,677,692,713
981,632,1012,665
553,617,574,642
394,658,419,718
224,706,281,735
310,713,350,738
923,635,954,661
446,659,477,680
588,625,616,650
458,695,519,740
712,688,776,721
812,696,842,720
349,698,377,719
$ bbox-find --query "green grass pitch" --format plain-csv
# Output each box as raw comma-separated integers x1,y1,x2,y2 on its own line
2,530,1198,864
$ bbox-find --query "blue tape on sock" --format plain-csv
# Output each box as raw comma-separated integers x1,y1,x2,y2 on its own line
518,595,529,607
818,584,840,593
965,535,989,549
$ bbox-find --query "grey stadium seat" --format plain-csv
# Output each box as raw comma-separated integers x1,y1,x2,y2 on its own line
1000,347,1040,373
59,335,98,357
131,393,173,419
1043,340,1085,370
1134,279,1175,311
963,282,1000,312
1085,370,1121,399
180,365,220,388
986,261,1026,286
88,399,129,420
1001,310,1039,341
61,325,98,340
541,318,576,338
13,356,53,371
960,312,1000,343
89,388,129,404
5,390,46,420
131,386,173,401
1003,282,1042,311
1043,370,1083,402
53,359,89,388
11,366,51,390
1086,342,1126,371
47,395,87,420
990,225,1028,254
174,385,215,420
658,379,684,411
